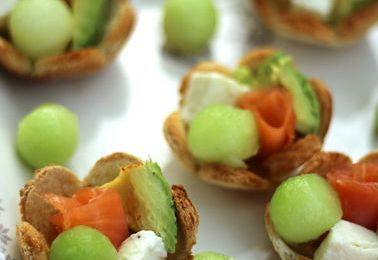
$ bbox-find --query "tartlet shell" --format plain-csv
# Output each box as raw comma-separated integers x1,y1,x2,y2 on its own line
17,153,199,260
265,206,312,260
0,0,135,80
164,48,332,191
252,0,378,46
265,151,378,259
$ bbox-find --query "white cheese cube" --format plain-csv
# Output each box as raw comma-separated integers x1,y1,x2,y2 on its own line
0,0,17,17
314,220,378,260
181,72,249,123
118,230,167,260
291,0,335,20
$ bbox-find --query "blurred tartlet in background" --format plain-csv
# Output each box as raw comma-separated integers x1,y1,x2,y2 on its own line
0,0,135,80
252,0,378,46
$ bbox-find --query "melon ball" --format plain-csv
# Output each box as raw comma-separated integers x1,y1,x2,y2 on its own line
10,0,73,59
17,103,79,169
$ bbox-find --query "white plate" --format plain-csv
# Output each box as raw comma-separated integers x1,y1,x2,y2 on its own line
0,0,377,259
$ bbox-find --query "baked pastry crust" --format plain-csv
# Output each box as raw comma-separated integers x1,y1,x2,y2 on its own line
252,0,378,46
164,48,332,191
0,0,135,80
17,153,199,259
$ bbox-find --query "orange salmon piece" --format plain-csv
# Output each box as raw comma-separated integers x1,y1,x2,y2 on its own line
327,163,378,230
238,88,296,158
46,187,129,248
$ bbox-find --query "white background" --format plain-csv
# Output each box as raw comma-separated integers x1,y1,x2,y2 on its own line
0,0,377,259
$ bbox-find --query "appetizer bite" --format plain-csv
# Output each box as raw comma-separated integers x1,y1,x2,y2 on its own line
164,48,332,190
252,0,378,46
17,152,199,259
0,0,135,80
265,151,378,260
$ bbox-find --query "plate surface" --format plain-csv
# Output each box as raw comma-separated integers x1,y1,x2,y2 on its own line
0,0,378,259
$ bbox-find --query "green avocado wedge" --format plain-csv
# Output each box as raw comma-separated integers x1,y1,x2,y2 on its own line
73,0,110,49
103,160,177,253
255,51,322,134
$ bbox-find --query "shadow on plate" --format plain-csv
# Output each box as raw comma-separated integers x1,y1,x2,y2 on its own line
163,156,275,257
159,47,214,80
157,0,276,77
0,61,131,151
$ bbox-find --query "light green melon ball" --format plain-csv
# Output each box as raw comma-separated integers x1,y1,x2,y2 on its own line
10,0,73,59
188,104,259,168
17,103,79,169
50,226,117,260
163,0,218,54
270,174,342,244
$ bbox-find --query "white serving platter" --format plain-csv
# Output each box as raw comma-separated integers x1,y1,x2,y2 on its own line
0,0,377,259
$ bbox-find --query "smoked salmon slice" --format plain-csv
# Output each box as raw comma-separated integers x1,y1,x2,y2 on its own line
237,88,296,158
327,163,378,230
46,187,129,248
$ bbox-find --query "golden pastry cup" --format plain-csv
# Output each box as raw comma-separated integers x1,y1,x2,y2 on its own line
0,0,135,80
252,0,378,46
164,48,333,191
17,152,199,260
265,151,378,259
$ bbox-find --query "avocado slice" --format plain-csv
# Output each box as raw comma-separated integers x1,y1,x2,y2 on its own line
73,0,110,49
102,161,177,253
255,51,321,134
232,66,256,86
333,0,375,21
